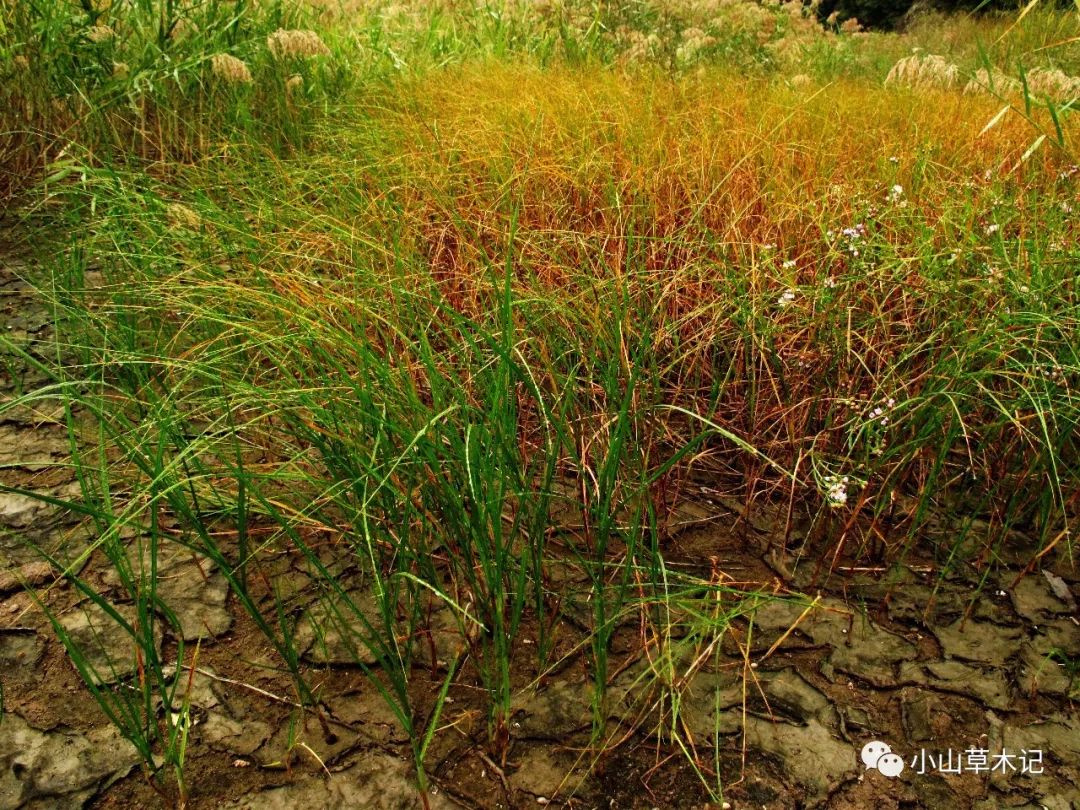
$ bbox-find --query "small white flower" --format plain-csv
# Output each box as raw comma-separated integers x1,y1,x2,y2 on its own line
985,223,1000,235
782,259,797,269
888,184,904,202
778,289,796,307
888,156,899,164
824,474,850,507
824,276,837,288
868,397,897,426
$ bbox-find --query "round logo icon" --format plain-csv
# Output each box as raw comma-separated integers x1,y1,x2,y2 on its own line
861,741,892,769
860,741,905,778
876,753,905,778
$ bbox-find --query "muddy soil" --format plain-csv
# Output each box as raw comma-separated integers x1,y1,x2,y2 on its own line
1,230,1078,809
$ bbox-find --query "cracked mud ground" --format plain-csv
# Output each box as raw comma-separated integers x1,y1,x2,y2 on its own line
1,227,1079,809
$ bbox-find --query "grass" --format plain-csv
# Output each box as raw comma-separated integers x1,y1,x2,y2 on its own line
2,0,1079,806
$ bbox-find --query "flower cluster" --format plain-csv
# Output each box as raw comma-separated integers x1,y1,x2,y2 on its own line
868,397,896,427
828,223,867,257
823,475,850,507
777,288,796,307
1040,363,1064,383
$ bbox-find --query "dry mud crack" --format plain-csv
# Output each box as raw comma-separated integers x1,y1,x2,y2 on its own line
2,233,1079,809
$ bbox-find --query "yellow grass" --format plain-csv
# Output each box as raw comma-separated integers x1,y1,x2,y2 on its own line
348,63,1070,286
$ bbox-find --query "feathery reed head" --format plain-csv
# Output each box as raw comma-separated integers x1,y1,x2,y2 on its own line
885,53,959,89
267,29,331,60
963,68,1021,96
1024,67,1080,101
210,53,253,84
85,25,115,44
166,203,202,230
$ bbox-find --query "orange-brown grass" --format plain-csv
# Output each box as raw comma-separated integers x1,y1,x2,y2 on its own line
379,65,1060,245
208,62,1075,560
11,8,1080,803
24,50,1080,573
339,63,1070,329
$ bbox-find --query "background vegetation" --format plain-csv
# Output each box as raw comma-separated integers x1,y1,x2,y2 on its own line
1,0,1078,806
